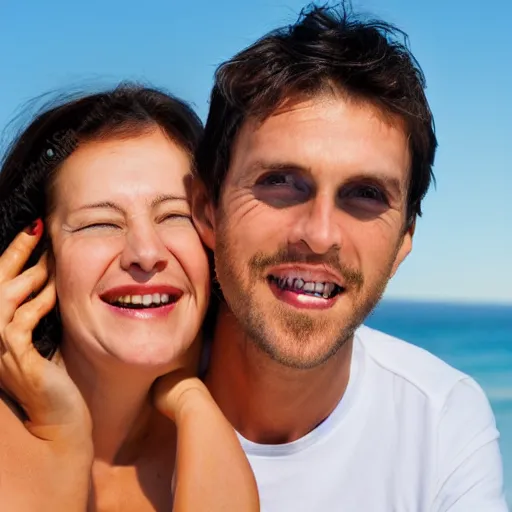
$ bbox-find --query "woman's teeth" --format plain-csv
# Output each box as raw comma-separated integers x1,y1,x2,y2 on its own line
110,293,172,309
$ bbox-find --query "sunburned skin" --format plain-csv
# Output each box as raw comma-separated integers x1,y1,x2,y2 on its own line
0,129,259,511
0,388,26,421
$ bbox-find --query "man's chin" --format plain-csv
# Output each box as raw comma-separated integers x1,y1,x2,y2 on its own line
249,324,353,370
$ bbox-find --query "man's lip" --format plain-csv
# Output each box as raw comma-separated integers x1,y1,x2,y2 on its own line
100,285,183,302
268,280,340,310
265,264,344,287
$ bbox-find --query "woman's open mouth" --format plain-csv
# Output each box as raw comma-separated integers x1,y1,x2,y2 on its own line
103,292,180,309
99,286,183,317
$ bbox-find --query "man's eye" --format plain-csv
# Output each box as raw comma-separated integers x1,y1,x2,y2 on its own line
259,173,295,186
337,184,390,217
347,185,387,203
254,172,311,207
257,172,310,192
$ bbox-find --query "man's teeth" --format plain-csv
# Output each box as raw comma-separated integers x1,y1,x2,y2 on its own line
112,293,171,307
271,276,338,298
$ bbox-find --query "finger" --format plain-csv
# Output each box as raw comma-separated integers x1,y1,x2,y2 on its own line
0,254,49,327
0,219,43,283
6,278,56,359
0,328,36,414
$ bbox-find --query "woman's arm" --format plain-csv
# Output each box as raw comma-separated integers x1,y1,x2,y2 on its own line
0,225,93,511
0,406,93,512
154,373,260,511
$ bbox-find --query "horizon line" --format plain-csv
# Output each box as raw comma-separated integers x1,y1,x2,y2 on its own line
382,296,512,308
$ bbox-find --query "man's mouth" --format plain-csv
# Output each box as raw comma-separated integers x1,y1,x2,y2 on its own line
267,275,343,299
265,265,347,310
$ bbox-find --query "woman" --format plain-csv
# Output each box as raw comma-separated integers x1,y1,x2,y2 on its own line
0,85,259,510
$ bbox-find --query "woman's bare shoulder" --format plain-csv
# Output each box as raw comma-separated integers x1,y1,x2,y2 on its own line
0,389,56,507
0,388,27,421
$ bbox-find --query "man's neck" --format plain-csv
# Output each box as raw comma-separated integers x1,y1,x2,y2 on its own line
205,303,353,444
61,340,168,465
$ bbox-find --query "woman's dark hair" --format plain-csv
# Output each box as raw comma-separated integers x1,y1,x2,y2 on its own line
197,2,437,225
0,84,204,358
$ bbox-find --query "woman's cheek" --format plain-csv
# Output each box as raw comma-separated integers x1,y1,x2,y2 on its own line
54,236,124,283
164,229,211,298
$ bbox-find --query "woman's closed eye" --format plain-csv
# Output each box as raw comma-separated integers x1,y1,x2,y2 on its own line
158,212,193,225
74,222,122,232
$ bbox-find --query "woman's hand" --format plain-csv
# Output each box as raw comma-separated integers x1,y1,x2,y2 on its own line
0,222,91,445
151,340,260,512
153,370,211,423
0,222,93,511
151,335,204,422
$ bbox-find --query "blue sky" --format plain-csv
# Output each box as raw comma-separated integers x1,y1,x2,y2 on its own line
1,0,510,304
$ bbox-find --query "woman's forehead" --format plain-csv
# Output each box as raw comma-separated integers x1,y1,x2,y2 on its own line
54,131,192,207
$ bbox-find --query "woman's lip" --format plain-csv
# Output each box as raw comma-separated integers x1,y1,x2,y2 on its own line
100,284,183,301
103,301,178,319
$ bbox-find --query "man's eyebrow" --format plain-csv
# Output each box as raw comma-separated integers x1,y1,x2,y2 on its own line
75,195,188,212
249,160,312,174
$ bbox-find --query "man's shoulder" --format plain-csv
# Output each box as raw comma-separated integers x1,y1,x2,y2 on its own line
352,326,504,512
355,324,471,404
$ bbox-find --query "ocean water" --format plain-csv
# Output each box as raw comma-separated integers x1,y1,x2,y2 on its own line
366,300,512,506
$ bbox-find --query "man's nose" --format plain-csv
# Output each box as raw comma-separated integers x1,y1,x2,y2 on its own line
289,193,342,254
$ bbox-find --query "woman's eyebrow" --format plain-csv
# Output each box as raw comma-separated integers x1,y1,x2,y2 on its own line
151,194,188,207
74,194,188,213
75,201,124,213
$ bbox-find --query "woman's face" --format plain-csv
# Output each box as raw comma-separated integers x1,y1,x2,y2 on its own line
48,128,210,372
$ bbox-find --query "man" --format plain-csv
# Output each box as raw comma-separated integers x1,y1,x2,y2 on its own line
192,3,508,511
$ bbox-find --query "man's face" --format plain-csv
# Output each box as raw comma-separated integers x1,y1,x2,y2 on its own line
202,93,413,369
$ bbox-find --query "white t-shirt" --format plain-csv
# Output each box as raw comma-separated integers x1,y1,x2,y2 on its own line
238,325,508,511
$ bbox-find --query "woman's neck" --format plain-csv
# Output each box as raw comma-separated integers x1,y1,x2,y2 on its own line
60,340,162,465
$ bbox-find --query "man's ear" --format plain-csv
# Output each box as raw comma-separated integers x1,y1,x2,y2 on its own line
190,176,216,250
390,217,415,278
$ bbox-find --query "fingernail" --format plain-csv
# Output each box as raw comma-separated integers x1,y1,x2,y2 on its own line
28,219,43,237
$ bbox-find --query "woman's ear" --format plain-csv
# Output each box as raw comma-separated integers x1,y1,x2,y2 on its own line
189,176,216,250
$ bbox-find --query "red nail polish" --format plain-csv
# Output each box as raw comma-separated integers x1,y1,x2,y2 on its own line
29,219,43,237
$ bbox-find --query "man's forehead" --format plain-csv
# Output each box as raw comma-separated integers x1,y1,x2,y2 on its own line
229,93,411,183
240,89,407,135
